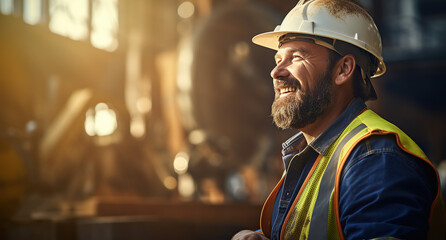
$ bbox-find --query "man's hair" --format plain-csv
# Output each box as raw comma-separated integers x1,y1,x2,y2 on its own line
327,50,370,101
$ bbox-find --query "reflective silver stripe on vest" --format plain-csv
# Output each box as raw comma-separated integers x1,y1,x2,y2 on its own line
308,123,367,239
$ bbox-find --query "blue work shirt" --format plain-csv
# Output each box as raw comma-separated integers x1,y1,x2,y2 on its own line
270,98,437,240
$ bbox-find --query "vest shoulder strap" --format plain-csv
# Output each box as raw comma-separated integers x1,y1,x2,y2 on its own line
331,109,445,240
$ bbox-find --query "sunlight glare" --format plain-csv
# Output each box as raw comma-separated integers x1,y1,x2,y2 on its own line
91,0,119,51
84,103,118,137
0,0,13,15
23,0,41,25
49,0,89,40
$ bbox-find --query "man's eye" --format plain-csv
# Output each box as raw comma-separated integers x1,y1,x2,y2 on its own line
293,55,303,61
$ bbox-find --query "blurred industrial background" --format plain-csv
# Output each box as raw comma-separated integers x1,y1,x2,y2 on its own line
0,0,445,239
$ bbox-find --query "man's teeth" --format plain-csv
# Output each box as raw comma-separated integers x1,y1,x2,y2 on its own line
280,87,296,94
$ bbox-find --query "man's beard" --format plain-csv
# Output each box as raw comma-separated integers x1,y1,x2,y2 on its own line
271,69,333,130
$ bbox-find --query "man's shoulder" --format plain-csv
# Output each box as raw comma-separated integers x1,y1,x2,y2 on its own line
341,133,437,193
348,109,429,162
338,133,439,239
350,133,403,158
345,133,426,169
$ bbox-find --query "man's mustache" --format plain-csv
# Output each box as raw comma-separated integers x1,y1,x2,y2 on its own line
273,77,301,90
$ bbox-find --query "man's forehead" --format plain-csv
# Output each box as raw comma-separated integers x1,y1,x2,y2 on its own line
276,40,327,56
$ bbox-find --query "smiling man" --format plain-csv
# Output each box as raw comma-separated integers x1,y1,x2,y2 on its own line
232,0,445,239
271,41,334,137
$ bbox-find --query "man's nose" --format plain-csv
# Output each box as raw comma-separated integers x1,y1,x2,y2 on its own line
270,62,289,80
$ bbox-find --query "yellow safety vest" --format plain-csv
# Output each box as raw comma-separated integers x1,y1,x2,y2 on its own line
260,109,446,240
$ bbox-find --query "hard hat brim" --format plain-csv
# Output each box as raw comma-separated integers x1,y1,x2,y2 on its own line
252,31,386,78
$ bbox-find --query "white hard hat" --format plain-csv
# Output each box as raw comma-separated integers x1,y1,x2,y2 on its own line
252,0,386,78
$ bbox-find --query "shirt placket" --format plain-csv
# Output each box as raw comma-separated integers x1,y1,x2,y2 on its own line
271,148,316,240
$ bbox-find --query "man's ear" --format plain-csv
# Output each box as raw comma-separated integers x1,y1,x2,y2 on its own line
334,54,356,86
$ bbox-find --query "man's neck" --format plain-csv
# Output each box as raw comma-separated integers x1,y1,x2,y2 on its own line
300,97,355,144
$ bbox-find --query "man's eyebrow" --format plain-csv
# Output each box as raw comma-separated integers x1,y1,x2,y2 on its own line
275,47,309,59
288,47,309,55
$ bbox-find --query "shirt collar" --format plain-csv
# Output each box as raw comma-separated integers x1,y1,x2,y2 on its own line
282,98,367,158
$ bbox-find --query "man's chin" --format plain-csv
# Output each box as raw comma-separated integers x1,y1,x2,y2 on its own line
271,106,293,130
274,94,296,106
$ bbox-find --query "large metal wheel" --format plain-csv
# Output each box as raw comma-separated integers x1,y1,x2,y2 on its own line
179,2,283,167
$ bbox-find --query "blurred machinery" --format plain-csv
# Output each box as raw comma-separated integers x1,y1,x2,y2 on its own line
176,1,286,202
